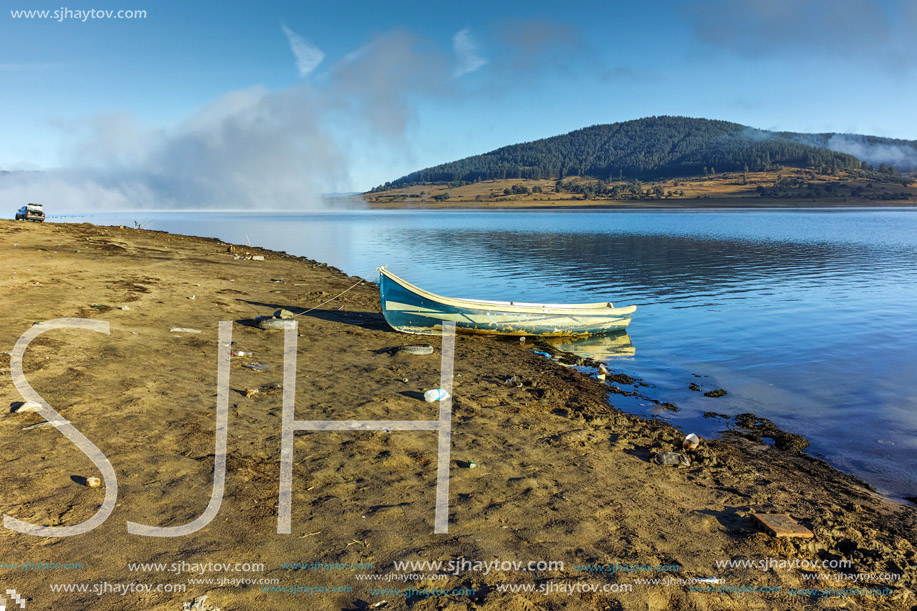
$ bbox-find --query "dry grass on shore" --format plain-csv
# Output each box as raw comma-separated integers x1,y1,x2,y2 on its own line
366,170,917,209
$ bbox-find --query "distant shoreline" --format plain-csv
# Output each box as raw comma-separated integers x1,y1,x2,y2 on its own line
365,167,917,210
368,198,917,211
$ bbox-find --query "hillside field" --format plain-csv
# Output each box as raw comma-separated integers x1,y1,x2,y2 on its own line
365,169,917,209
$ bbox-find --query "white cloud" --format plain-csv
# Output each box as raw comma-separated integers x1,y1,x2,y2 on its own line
825,134,917,171
282,25,325,77
0,30,459,211
452,28,487,77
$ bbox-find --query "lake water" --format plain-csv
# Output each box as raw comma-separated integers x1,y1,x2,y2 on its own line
63,209,917,501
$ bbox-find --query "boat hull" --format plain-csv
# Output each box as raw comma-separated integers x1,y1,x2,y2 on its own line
378,269,636,337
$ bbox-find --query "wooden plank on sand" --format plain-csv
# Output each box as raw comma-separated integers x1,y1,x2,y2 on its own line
752,513,814,539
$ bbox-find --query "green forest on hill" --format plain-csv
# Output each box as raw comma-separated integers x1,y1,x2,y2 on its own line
373,117,914,191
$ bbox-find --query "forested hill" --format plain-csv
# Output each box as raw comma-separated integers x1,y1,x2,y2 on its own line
375,117,915,189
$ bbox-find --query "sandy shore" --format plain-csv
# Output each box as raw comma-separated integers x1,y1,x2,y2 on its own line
0,219,914,610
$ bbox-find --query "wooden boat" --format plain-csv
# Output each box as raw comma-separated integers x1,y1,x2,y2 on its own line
377,267,636,337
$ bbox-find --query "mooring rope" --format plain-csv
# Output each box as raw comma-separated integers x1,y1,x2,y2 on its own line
295,267,382,316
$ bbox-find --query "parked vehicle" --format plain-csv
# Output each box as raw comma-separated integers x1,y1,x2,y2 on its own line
15,203,45,222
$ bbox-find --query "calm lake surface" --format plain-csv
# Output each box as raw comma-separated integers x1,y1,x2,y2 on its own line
65,209,917,501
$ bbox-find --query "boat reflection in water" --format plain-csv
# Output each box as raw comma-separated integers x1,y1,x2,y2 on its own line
542,331,635,360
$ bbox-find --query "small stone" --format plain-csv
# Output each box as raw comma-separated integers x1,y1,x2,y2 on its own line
22,421,60,431
86,477,101,488
251,255,265,261
183,595,222,611
504,375,523,387
119,305,130,311
274,309,295,320
257,383,282,395
244,388,260,397
13,401,42,414
654,452,691,467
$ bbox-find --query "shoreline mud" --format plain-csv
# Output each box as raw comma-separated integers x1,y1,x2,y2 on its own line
1,219,914,610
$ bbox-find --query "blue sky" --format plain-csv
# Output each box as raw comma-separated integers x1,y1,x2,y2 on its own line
1,0,915,208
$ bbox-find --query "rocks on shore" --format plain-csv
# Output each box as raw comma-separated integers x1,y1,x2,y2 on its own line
182,595,222,611
390,344,434,356
245,383,282,398
689,378,728,397
654,451,691,466
732,412,810,453
11,400,42,414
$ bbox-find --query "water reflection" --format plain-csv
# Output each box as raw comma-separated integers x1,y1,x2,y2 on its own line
379,228,917,308
543,331,636,360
